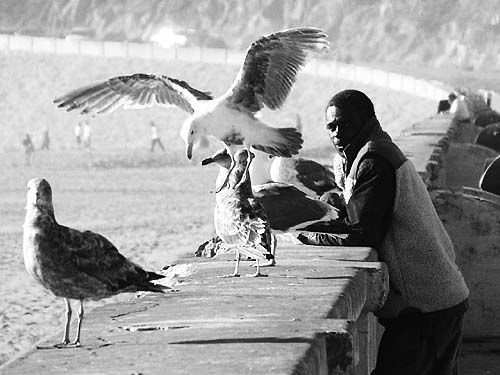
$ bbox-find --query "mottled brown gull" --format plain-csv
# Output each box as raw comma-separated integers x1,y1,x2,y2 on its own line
23,178,169,348
202,150,274,277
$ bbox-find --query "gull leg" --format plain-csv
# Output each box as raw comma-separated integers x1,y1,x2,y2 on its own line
70,300,84,347
219,251,241,278
37,298,71,349
62,298,72,345
247,258,268,277
252,233,276,268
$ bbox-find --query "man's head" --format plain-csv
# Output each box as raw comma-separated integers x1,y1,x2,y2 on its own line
325,90,375,152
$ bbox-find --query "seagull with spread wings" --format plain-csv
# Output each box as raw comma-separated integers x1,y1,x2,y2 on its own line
54,28,329,170
23,178,169,348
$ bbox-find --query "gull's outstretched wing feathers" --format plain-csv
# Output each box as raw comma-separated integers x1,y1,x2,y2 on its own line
59,225,165,293
54,73,213,116
224,27,328,113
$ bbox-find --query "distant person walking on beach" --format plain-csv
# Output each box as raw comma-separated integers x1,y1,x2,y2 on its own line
82,121,91,149
22,132,35,166
40,126,50,150
75,121,83,147
150,121,165,152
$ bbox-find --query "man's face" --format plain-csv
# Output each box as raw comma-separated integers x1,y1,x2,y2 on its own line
325,105,364,152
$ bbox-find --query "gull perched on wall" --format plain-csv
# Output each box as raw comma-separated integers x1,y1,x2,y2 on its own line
204,148,341,234
202,149,274,277
250,149,339,198
54,28,329,170
23,178,169,348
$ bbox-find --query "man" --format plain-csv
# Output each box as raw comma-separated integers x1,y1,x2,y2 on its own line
22,132,35,166
150,121,165,152
298,89,469,375
75,121,82,147
82,121,91,149
40,126,50,150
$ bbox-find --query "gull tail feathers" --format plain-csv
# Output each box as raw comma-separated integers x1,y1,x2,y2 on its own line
253,126,303,157
136,281,171,293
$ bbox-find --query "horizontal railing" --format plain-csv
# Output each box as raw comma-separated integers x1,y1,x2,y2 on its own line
0,33,452,101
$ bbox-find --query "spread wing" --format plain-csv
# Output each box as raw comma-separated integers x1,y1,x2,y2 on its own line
54,73,213,116
59,225,163,292
223,27,328,113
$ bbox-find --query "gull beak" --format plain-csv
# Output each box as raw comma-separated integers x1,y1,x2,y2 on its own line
201,157,214,166
186,142,193,160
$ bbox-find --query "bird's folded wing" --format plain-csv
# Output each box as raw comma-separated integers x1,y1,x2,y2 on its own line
295,159,338,189
298,220,357,234
54,73,212,116
61,226,151,292
223,27,328,113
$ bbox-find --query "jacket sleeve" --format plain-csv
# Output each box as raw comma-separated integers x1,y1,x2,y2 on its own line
298,153,395,247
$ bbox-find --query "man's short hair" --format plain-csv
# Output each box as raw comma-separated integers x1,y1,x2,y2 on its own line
326,90,375,122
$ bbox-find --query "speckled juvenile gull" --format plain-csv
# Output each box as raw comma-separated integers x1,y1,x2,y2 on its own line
206,149,341,234
23,178,169,348
202,150,274,277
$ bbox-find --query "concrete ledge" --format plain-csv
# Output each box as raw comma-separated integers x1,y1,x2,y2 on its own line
444,143,498,188
0,245,387,375
431,188,500,336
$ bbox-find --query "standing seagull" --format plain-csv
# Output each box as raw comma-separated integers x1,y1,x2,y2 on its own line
204,149,341,233
202,149,274,277
23,178,168,348
250,149,339,197
54,28,329,165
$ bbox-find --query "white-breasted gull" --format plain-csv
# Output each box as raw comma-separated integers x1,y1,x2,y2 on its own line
53,28,329,167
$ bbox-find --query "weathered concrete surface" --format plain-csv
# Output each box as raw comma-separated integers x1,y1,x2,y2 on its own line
400,114,453,138
0,245,388,375
431,188,500,336
461,337,500,375
444,143,498,188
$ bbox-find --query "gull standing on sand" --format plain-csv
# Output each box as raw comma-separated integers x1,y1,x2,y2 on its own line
54,28,329,173
202,150,274,277
23,178,169,348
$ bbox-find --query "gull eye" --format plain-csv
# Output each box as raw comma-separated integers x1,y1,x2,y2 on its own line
268,155,273,159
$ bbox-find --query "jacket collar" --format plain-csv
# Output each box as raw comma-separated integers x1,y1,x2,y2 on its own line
339,117,392,172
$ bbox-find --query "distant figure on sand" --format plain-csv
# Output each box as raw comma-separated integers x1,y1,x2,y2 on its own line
40,126,50,150
150,121,165,152
22,133,35,166
75,121,83,147
82,121,91,149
